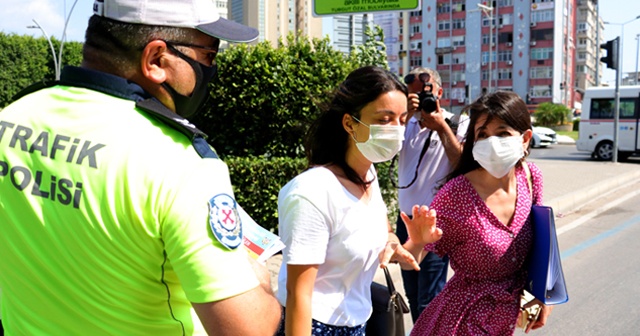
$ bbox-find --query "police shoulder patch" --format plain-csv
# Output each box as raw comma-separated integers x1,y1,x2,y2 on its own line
208,194,243,250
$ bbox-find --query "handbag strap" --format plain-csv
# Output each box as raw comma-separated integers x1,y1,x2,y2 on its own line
382,266,396,295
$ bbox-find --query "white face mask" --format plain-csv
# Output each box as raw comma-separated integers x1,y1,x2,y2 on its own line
472,135,524,178
352,116,405,163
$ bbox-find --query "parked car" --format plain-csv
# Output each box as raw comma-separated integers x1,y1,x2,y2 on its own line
530,126,558,148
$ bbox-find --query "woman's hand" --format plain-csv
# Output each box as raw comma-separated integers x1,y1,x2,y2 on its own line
379,241,420,271
523,298,554,333
401,205,442,246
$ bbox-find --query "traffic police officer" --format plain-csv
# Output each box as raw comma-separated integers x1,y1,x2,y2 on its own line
0,0,281,334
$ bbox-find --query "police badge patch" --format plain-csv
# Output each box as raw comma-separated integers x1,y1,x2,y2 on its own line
208,194,243,250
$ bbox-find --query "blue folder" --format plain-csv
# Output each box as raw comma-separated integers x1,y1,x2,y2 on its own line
525,205,569,305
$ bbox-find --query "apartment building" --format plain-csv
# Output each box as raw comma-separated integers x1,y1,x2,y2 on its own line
576,0,603,89
380,0,580,112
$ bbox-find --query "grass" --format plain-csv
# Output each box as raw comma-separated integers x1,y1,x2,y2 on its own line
556,130,578,141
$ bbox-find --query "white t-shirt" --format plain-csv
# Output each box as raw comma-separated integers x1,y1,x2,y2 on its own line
397,110,469,213
276,166,388,327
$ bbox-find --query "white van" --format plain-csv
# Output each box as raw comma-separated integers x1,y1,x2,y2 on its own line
576,85,640,160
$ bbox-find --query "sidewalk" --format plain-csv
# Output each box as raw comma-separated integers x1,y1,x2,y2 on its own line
266,153,640,331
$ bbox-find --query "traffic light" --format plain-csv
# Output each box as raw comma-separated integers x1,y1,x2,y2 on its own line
600,37,619,70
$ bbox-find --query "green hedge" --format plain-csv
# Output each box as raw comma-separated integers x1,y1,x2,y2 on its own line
0,33,82,107
225,156,398,233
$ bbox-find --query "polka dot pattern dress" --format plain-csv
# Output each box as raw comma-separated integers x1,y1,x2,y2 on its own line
410,163,544,336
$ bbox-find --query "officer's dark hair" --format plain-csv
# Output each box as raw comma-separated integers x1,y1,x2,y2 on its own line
83,15,194,73
305,65,407,189
447,90,531,181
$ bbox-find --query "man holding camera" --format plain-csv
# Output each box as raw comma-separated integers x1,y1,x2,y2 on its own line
395,67,469,322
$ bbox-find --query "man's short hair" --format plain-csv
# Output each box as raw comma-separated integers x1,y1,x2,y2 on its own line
409,67,442,87
83,15,194,71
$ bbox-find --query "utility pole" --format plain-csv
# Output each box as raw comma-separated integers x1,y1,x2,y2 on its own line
27,19,59,80
635,34,640,85
595,0,600,86
26,0,79,81
604,15,640,162
477,3,494,93
402,10,410,76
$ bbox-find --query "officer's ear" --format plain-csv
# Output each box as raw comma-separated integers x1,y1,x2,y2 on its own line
140,40,171,84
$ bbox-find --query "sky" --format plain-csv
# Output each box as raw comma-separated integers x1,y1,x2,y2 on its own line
1,0,639,85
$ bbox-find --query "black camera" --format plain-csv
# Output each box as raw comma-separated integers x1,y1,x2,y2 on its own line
418,82,438,113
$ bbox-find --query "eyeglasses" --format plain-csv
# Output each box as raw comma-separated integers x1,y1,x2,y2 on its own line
403,72,442,87
163,39,220,67
404,73,430,85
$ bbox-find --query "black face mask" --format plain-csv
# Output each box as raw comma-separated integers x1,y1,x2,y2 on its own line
162,44,217,118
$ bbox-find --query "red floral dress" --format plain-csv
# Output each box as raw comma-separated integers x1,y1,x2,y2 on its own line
410,163,543,336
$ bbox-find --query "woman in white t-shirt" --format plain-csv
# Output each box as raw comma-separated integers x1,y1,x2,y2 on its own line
275,66,442,336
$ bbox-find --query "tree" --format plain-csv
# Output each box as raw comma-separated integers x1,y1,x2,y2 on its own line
191,33,360,158
0,33,82,107
349,25,389,69
534,102,572,126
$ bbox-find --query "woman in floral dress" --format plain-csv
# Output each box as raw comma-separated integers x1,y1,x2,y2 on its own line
404,91,553,335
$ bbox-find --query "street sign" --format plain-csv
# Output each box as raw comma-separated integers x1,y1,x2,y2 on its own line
313,0,419,16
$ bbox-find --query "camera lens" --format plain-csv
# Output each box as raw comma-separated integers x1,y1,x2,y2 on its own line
418,91,438,113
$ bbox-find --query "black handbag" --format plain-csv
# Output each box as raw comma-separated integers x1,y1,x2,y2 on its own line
365,266,410,336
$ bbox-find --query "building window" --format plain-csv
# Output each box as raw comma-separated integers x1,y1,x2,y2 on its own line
531,9,553,23
410,10,422,17
577,22,589,32
482,16,496,27
437,37,451,48
499,32,514,43
531,28,554,41
498,68,512,80
438,54,452,65
481,69,497,81
411,24,421,34
452,1,465,12
531,48,553,60
452,19,465,29
437,2,451,14
481,51,497,63
530,66,553,78
452,71,465,81
438,20,451,31
482,34,496,45
530,85,552,98
578,37,587,46
497,0,513,6
498,14,513,26
498,50,512,62
410,55,422,67
578,52,587,61
452,35,465,47
452,53,465,64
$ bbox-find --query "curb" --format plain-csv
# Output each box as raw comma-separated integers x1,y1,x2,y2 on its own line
546,165,640,216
